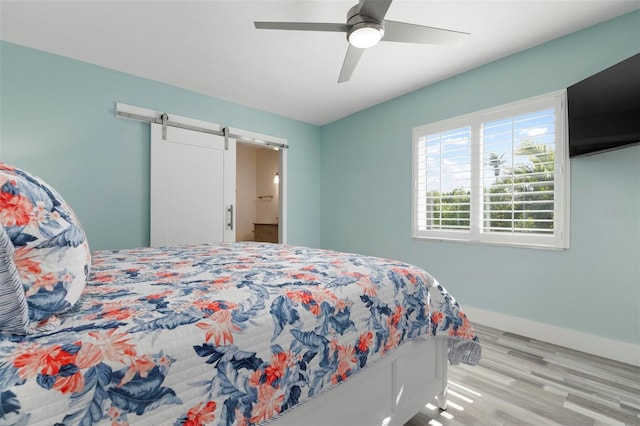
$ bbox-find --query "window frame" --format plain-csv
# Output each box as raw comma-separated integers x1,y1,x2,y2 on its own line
412,90,570,250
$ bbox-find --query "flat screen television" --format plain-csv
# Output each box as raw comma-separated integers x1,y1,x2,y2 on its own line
567,53,640,157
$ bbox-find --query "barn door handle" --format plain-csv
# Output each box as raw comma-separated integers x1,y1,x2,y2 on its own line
227,205,234,230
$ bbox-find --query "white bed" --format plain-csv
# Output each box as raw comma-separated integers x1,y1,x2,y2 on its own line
0,160,480,425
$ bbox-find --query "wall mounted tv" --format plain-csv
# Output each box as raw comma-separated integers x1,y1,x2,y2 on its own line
567,53,640,157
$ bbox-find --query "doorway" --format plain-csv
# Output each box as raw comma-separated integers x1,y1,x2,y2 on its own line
236,143,280,243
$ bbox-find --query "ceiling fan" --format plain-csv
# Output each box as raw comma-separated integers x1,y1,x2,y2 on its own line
254,0,470,83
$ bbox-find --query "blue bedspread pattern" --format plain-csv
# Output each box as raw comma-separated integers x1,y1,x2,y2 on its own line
0,242,480,425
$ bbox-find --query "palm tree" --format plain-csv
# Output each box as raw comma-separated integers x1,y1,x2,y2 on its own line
514,140,555,188
490,140,555,231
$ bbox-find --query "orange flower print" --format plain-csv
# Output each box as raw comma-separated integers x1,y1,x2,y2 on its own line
329,340,357,384
314,288,344,315
196,310,242,345
250,384,285,424
227,264,250,270
120,354,155,386
389,305,404,327
81,328,136,364
249,369,263,388
286,288,341,316
74,342,104,370
146,290,174,300
156,271,178,280
210,276,234,290
0,190,33,226
384,326,401,353
392,268,418,285
336,299,351,314
449,313,475,339
107,406,122,421
357,331,373,352
264,351,293,385
12,344,76,379
356,278,377,297
12,246,42,277
157,355,173,368
103,308,137,321
194,300,237,315
99,300,138,321
431,311,443,325
26,271,60,296
285,290,313,306
291,273,317,282
53,371,85,394
183,401,217,426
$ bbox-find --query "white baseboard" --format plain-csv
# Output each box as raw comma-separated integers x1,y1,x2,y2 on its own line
463,306,640,367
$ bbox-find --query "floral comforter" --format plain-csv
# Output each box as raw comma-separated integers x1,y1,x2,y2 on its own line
0,242,481,426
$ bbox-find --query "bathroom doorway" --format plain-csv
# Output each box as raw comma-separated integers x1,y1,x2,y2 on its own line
236,143,280,243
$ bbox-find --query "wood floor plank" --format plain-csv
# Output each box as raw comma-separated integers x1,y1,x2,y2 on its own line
404,324,640,426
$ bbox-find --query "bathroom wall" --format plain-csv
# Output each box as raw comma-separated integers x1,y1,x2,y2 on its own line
236,144,279,241
236,144,258,241
256,148,279,225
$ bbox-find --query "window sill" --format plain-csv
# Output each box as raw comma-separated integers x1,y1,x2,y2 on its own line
412,234,568,251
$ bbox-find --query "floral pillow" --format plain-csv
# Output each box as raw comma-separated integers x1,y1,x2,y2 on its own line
0,162,90,329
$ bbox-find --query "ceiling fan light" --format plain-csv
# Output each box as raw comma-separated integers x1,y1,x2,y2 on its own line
348,23,384,48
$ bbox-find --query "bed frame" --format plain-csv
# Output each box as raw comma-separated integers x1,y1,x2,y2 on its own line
273,338,448,426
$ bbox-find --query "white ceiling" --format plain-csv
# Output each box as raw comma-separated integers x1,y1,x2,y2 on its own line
1,0,639,125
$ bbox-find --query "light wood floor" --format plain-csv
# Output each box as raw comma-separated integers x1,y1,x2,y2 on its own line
405,324,640,426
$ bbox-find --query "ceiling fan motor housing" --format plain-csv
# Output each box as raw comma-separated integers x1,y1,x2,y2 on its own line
347,3,385,48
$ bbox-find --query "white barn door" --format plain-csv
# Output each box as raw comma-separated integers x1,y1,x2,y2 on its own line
150,124,236,246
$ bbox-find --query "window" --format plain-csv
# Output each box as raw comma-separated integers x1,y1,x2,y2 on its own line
412,91,569,249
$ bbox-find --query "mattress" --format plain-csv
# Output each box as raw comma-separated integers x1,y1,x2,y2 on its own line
0,242,480,425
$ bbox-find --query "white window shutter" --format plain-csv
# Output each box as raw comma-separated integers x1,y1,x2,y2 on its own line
412,91,569,250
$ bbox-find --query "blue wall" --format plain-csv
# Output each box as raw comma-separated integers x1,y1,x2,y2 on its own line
320,11,640,345
0,41,322,250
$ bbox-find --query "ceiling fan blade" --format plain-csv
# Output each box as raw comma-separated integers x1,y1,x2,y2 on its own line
383,20,469,45
338,45,366,83
358,0,393,22
254,22,349,32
